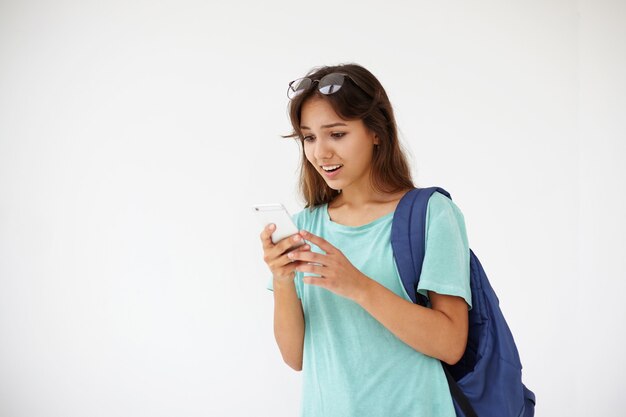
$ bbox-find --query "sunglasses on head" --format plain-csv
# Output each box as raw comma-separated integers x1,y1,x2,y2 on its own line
287,72,371,100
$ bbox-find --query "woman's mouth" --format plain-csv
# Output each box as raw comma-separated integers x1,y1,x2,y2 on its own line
321,164,343,178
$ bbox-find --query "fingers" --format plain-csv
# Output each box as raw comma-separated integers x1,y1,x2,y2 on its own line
260,223,311,271
260,224,276,251
278,234,306,256
298,230,334,254
295,262,325,277
259,224,305,254
272,243,311,279
287,249,322,265
282,242,311,265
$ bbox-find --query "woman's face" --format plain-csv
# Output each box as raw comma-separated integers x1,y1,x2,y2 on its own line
300,97,379,192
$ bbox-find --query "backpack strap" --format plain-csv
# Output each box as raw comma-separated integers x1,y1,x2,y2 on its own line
392,187,451,305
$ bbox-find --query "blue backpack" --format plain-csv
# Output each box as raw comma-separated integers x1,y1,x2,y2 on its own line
390,187,536,417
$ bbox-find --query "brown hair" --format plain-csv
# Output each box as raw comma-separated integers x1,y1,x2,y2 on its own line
282,63,415,210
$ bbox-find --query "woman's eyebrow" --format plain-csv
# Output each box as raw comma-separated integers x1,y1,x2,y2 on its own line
300,122,348,130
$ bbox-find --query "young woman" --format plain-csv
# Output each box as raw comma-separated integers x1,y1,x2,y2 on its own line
260,63,472,417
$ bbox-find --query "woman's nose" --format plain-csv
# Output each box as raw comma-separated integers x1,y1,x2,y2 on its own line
313,139,332,160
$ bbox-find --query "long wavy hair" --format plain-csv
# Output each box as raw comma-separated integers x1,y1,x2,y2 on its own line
282,63,415,210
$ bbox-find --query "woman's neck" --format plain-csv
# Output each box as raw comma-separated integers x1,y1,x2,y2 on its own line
330,187,411,210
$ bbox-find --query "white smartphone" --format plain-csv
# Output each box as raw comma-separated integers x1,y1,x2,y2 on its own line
252,203,305,248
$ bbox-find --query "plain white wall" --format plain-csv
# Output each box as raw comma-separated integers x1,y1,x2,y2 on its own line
0,1,624,416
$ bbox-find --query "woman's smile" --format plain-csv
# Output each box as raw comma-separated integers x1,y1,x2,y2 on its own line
321,164,343,178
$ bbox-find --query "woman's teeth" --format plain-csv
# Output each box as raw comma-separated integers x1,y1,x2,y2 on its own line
322,164,343,172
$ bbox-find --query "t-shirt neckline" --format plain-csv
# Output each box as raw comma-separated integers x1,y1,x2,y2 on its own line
323,202,395,231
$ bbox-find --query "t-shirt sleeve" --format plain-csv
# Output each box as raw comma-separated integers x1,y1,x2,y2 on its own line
266,209,305,300
417,192,472,310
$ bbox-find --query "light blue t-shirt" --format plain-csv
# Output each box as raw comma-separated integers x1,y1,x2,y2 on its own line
267,192,472,417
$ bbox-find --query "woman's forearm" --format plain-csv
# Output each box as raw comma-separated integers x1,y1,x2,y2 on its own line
272,278,305,371
354,277,468,365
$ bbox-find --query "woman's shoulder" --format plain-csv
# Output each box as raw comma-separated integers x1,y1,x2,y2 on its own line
426,190,465,218
424,191,468,242
424,191,467,237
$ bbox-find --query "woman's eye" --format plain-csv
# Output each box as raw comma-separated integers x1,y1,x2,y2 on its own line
302,132,344,142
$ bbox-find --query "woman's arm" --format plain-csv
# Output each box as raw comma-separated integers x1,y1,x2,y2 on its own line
260,222,308,372
272,277,305,371
355,279,468,365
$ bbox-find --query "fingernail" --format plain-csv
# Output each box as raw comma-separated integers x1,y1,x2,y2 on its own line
269,224,275,230
293,235,301,242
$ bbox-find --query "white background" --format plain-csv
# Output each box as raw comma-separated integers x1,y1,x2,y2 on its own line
1,1,624,416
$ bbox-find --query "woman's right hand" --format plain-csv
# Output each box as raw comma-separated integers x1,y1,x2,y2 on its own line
260,224,310,283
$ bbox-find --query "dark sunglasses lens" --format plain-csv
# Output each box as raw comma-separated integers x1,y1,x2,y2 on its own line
318,73,345,95
288,78,312,99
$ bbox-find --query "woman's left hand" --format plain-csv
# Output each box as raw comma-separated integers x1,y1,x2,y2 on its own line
287,229,371,301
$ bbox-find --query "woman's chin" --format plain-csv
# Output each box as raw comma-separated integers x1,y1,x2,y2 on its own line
325,182,342,190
